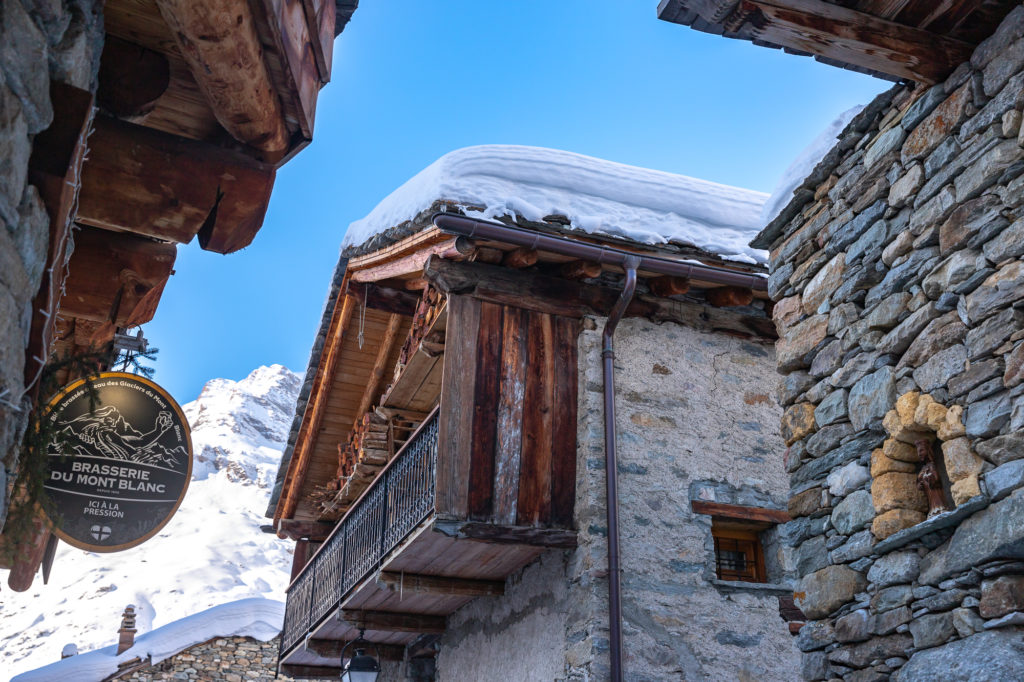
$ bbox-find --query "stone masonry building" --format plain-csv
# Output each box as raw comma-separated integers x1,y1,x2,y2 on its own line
750,6,1024,681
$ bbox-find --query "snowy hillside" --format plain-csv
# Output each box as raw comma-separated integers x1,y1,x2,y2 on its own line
0,365,300,678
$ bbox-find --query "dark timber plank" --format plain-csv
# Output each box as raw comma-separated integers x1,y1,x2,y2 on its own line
690,500,792,524
340,610,447,634
518,311,555,526
550,316,580,527
436,295,480,519
493,306,528,525
377,571,505,597
468,302,503,520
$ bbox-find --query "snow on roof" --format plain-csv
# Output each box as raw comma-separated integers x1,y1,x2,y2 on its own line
341,145,770,265
759,105,864,226
12,599,283,682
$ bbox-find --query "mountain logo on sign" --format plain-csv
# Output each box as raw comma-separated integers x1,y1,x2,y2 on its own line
53,405,188,467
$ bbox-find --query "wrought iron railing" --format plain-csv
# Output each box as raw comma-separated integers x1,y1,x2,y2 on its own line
280,409,439,657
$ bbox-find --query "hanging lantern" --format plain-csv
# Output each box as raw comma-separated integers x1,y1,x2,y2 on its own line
340,629,380,682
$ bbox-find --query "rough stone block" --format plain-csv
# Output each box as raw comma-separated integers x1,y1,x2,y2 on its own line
902,84,971,163
832,489,875,536
872,509,926,540
984,459,1024,502
952,607,986,637
912,344,968,392
965,390,1013,438
983,216,1024,264
941,437,984,482
951,475,982,506
963,260,1024,325
796,619,836,652
871,448,917,477
803,253,846,314
938,194,1004,255
831,529,876,564
966,307,1024,359
1004,341,1024,388
849,367,897,431
888,163,923,208
937,404,967,441
797,565,868,619
919,487,1024,585
835,608,872,643
977,433,1024,466
908,611,955,650
913,395,948,431
0,0,52,133
781,402,817,445
790,486,827,519
922,250,991,299
897,628,1024,681
899,313,967,369
878,302,940,356
882,437,920,462
872,584,914,613
814,389,849,428
955,139,1024,202
828,633,912,669
979,575,1024,619
778,315,829,372
827,461,870,497
867,550,921,588
773,294,803,329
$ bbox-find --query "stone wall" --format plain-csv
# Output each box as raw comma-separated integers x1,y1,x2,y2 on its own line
114,634,407,681
0,0,103,529
755,7,1024,680
437,316,800,681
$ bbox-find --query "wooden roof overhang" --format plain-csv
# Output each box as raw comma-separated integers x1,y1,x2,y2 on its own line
27,0,357,368
269,209,776,529
5,1,359,587
657,0,1019,84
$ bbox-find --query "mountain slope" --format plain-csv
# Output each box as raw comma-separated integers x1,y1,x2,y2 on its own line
0,365,300,678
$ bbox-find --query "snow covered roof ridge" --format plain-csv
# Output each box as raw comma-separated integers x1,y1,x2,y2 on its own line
12,598,284,682
341,145,770,265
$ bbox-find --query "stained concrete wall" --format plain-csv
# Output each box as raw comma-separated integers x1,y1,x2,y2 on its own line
0,0,103,530
436,315,800,681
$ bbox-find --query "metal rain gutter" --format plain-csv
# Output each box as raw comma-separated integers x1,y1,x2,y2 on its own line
432,213,766,680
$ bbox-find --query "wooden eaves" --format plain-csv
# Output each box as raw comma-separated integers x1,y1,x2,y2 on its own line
657,0,1018,84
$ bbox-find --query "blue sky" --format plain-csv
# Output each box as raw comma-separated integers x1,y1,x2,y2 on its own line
145,0,887,404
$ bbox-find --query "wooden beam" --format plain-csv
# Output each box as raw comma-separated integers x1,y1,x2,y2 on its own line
154,0,290,154
97,36,170,120
423,257,777,339
305,638,405,661
340,610,446,634
350,238,461,283
377,571,505,597
278,293,356,520
25,82,93,388
648,275,690,297
502,247,538,269
353,313,403,421
349,282,419,316
78,115,276,254
690,500,792,524
434,520,578,548
561,260,602,280
276,519,335,540
7,514,49,592
705,286,754,307
740,0,975,83
60,226,177,327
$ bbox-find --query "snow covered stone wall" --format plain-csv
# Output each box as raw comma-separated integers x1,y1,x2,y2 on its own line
754,7,1024,680
438,316,800,681
0,0,104,530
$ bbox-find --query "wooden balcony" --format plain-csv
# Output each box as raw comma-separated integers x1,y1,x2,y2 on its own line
278,398,576,678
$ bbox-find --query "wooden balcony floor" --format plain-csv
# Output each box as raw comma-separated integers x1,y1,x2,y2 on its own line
281,517,548,670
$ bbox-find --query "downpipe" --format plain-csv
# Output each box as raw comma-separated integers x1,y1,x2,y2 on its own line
602,254,640,682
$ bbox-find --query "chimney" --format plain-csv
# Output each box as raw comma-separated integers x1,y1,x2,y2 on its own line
117,605,137,654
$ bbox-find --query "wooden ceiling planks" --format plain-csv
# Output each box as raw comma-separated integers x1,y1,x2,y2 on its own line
658,0,1017,83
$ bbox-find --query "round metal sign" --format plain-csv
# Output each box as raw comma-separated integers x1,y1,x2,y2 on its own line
41,372,192,552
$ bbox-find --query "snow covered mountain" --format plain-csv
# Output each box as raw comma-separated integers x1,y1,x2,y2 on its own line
0,365,300,678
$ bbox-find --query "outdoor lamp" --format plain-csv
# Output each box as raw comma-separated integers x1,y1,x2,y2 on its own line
340,629,380,682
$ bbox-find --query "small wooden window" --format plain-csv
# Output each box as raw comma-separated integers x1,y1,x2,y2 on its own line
712,524,766,583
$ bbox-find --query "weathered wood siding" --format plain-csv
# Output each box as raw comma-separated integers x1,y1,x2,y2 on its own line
437,294,579,528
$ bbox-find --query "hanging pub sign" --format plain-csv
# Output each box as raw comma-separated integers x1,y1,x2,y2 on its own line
41,372,193,552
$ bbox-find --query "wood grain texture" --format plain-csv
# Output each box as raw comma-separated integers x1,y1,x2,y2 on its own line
517,311,555,526
493,306,528,525
691,500,792,524
436,295,480,519
78,115,275,254
154,0,290,152
550,315,580,527
468,302,503,520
